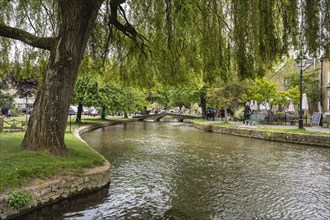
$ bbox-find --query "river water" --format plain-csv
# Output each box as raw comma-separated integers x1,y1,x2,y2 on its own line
21,121,330,220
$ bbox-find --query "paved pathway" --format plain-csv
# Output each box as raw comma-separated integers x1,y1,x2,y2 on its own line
223,121,330,133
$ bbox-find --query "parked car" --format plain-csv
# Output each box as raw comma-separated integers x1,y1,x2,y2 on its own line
82,107,89,115
68,107,76,115
18,107,32,114
89,110,99,117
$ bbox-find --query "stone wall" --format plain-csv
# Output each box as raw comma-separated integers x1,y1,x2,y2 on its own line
0,122,118,220
193,122,330,148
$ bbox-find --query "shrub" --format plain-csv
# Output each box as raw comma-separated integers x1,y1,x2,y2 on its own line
204,125,213,132
8,190,32,209
233,107,244,121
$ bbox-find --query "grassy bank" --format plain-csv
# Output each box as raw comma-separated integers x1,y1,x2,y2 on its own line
0,116,131,193
0,132,105,193
193,119,330,136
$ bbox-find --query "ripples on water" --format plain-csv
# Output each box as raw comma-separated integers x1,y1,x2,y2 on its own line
21,121,330,220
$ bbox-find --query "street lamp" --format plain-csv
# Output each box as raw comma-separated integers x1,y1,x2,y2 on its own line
297,58,306,129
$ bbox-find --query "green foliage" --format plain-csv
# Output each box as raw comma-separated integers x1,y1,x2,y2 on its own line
113,87,148,114
206,77,253,109
249,78,277,102
8,190,32,209
169,85,200,110
233,106,244,120
287,86,300,105
72,74,99,107
303,0,321,57
152,89,172,110
284,67,321,111
272,90,290,106
0,0,327,85
151,84,200,110
0,80,13,108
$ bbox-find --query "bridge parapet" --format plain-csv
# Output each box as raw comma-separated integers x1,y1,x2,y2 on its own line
132,113,199,122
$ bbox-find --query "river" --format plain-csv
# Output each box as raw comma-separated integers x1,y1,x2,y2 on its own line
20,121,330,220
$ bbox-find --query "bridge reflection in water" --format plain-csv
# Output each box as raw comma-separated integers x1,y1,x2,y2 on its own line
132,113,200,122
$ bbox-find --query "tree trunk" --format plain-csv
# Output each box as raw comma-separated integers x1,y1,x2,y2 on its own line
21,1,103,156
76,103,83,123
101,106,106,119
124,112,128,118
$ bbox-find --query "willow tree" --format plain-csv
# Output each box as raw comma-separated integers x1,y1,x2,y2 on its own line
0,0,328,156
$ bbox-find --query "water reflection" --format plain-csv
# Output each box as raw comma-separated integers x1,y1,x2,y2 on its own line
21,121,330,219
17,188,109,220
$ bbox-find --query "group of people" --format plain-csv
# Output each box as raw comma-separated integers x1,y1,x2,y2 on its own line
206,106,232,121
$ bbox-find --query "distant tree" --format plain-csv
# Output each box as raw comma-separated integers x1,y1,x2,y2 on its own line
249,78,277,103
170,85,200,113
117,88,147,118
72,74,99,122
284,68,321,113
7,72,38,108
152,89,172,111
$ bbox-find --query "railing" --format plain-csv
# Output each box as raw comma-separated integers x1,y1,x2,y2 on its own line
0,116,3,132
66,115,81,133
0,118,26,132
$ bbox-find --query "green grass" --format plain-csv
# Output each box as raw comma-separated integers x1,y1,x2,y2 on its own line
193,118,233,127
0,131,105,193
192,118,206,123
256,127,330,136
0,116,133,193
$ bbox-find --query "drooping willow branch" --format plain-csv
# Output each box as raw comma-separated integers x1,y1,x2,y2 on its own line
109,0,149,57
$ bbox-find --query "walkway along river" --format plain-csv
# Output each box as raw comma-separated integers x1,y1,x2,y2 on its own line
19,121,330,219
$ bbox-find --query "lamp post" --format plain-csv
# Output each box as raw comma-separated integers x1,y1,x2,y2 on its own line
297,58,306,129
320,58,323,110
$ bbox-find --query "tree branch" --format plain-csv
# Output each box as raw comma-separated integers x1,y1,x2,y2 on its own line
202,0,232,31
0,23,56,50
109,0,149,56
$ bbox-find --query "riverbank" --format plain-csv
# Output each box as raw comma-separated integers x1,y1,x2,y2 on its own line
0,118,130,220
193,120,330,148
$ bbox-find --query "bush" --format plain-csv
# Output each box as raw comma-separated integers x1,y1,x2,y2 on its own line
204,125,213,132
233,107,244,121
8,190,32,209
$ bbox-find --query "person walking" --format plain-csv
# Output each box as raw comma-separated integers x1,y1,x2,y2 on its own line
226,106,232,120
1,104,9,118
220,107,225,120
217,108,221,120
243,101,251,124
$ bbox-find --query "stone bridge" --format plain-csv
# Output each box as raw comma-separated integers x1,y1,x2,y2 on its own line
132,113,200,122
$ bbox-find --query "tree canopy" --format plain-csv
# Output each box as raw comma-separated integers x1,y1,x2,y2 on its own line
0,0,328,155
